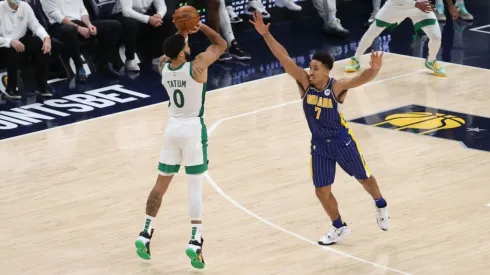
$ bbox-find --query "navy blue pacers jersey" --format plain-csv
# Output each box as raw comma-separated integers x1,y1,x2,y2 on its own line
302,78,371,188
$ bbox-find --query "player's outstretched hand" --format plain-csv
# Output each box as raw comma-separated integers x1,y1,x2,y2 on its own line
249,11,270,36
369,50,384,70
415,0,434,13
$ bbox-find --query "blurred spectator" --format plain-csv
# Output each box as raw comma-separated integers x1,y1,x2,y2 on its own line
243,0,301,19
112,0,172,71
41,0,122,83
312,0,349,37
0,0,52,100
366,0,384,26
435,0,473,21
218,0,250,61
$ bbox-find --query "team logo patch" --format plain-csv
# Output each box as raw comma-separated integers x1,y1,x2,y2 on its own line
350,104,490,152
324,89,331,96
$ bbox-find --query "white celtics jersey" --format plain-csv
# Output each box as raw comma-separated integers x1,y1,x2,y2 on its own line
161,62,207,118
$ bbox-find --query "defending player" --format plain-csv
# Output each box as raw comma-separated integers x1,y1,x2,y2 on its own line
250,11,390,245
134,22,227,268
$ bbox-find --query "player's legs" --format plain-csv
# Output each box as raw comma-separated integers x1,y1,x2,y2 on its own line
182,119,208,269
411,12,446,77
312,0,349,37
345,2,399,72
135,127,183,260
335,134,390,231
310,150,351,245
218,0,251,60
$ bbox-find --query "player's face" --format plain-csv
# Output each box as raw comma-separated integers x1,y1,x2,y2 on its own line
308,60,330,85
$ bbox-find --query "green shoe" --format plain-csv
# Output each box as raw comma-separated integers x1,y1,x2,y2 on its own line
135,229,153,260
344,57,360,73
186,238,205,269
425,59,447,77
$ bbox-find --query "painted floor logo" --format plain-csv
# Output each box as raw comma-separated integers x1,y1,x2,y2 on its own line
350,104,490,152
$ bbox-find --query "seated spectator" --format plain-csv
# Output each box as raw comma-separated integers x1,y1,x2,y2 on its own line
41,0,122,82
312,0,349,37
0,0,52,100
112,0,173,71
243,0,301,19
435,0,473,21
217,0,250,61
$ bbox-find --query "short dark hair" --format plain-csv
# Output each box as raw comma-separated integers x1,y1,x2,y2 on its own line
162,34,186,59
312,51,334,70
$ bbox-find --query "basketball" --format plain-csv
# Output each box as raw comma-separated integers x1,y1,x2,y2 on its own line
173,5,200,32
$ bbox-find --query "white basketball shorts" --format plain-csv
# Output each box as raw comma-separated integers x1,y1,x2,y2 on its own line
375,1,437,30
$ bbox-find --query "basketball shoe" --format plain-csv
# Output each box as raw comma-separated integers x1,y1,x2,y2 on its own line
344,57,360,73
186,237,205,269
376,204,390,231
425,59,447,77
135,229,154,260
318,224,351,245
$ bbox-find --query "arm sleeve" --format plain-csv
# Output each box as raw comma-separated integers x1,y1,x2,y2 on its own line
40,0,65,24
26,5,50,41
121,0,150,23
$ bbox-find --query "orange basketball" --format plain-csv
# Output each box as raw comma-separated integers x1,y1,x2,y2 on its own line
173,5,200,32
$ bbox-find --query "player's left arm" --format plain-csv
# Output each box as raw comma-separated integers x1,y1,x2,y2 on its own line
333,50,383,101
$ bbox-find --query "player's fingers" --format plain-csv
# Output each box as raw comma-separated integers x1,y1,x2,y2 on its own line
249,19,256,26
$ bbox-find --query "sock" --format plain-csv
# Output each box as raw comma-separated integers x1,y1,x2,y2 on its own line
375,196,387,208
354,23,385,60
188,174,203,220
332,216,344,228
142,215,154,234
219,0,235,45
372,0,381,13
191,224,202,241
422,24,442,61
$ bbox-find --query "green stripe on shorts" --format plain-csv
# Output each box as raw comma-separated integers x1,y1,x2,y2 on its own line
158,163,180,173
185,117,208,174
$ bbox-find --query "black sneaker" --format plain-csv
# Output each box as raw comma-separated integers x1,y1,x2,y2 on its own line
36,87,53,97
218,52,232,62
229,40,251,60
135,228,154,260
185,237,205,269
0,88,21,100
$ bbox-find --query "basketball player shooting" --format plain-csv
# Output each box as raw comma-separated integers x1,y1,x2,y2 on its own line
134,7,227,269
345,0,459,77
250,11,390,245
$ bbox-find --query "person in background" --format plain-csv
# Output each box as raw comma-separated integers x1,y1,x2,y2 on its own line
217,0,250,61
435,0,473,21
0,0,52,100
112,0,171,71
366,0,385,27
312,0,349,37
41,0,122,83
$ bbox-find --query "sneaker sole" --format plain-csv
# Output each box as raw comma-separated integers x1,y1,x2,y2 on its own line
135,240,151,260
185,248,205,269
318,229,352,246
344,67,360,73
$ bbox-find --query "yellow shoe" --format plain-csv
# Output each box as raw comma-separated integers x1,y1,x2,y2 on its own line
425,59,447,77
344,57,360,73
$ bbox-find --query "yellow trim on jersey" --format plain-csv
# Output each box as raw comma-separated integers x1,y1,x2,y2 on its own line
339,112,371,177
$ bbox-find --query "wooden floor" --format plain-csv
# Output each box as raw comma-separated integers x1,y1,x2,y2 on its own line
1,53,489,275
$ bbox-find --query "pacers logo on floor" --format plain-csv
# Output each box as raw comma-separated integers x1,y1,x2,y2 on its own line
373,111,465,135
350,104,490,152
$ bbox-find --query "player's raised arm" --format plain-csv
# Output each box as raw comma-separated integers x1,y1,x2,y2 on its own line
333,50,383,98
249,11,309,94
191,23,227,77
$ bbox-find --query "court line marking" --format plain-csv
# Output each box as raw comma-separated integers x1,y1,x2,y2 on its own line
0,52,472,144
203,69,427,275
469,24,490,34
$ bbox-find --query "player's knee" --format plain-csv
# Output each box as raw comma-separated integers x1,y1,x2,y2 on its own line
315,186,332,199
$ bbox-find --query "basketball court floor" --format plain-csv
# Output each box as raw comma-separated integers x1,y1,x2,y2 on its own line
1,52,489,275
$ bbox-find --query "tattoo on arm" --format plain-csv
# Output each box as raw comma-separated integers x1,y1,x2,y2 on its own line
146,189,162,216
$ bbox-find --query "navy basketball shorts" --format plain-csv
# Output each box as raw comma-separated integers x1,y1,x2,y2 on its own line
310,134,371,188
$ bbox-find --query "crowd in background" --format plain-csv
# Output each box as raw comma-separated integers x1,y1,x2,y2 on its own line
0,0,475,100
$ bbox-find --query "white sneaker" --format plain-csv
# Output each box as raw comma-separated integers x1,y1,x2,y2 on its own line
323,18,350,37
275,0,302,11
376,205,390,231
318,225,351,245
125,59,140,72
245,0,270,19
227,6,242,23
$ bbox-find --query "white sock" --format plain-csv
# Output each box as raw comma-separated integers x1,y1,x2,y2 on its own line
354,24,385,60
142,215,154,235
372,0,381,13
422,24,442,61
219,0,235,45
191,224,202,241
188,173,203,220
